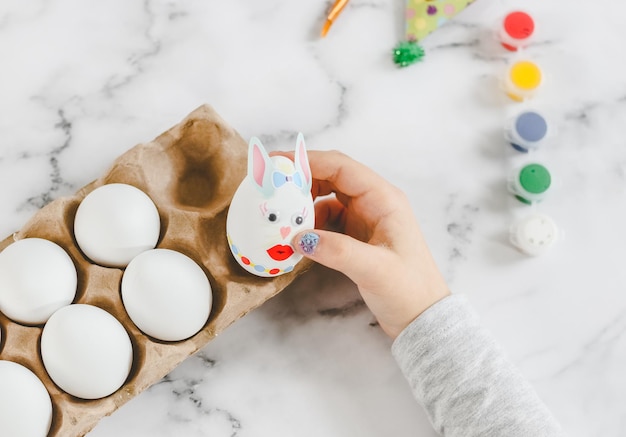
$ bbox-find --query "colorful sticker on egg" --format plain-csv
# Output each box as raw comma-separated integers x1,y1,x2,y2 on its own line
226,134,315,278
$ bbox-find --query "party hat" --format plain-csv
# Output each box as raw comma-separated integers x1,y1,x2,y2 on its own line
394,0,476,67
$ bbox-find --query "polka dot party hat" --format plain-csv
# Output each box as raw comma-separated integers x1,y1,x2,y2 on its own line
394,0,476,67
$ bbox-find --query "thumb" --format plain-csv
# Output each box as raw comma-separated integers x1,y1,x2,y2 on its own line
293,229,393,288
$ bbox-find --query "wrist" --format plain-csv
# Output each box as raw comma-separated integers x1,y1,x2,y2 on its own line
385,284,451,340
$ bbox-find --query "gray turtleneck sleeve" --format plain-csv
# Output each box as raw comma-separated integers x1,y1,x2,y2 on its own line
391,294,564,437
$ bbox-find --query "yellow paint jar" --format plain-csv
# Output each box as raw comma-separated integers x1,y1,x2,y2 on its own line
504,60,542,102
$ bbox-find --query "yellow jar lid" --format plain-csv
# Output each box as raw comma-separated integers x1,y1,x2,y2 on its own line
509,61,542,90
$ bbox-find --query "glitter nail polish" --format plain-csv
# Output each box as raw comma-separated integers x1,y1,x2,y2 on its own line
299,232,319,255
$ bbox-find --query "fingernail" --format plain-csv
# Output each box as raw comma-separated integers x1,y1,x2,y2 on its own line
298,232,319,255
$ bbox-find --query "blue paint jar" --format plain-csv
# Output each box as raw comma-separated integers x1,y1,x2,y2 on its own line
505,111,548,153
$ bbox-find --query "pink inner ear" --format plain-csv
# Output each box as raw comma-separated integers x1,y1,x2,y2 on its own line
298,140,311,184
252,145,266,187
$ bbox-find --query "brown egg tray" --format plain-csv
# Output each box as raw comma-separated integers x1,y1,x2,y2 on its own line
0,105,312,436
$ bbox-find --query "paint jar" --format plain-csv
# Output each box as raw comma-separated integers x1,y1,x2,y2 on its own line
510,213,560,256
508,162,552,204
504,60,543,102
505,110,549,153
499,11,535,51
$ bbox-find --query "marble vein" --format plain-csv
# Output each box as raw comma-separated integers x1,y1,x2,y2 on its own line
102,0,163,96
318,299,366,317
444,194,479,280
551,311,626,378
22,108,73,209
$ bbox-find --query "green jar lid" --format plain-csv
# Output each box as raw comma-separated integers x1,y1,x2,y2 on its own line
519,163,551,194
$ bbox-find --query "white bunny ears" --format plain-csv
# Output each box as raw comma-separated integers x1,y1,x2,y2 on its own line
247,133,312,198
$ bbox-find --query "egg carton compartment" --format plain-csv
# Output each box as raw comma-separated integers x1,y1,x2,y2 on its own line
0,105,312,437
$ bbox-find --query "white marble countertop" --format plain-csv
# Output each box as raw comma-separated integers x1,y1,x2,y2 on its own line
1,0,625,435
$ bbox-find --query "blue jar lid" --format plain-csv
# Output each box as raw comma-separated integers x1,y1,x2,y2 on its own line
515,111,547,143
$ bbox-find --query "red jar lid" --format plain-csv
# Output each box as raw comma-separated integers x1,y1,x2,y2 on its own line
504,11,534,40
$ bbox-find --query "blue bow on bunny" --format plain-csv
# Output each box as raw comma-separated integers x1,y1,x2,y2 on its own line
272,171,304,189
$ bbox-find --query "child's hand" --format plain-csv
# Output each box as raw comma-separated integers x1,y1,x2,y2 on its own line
280,150,450,339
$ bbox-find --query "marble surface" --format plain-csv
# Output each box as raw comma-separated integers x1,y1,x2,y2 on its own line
1,0,625,435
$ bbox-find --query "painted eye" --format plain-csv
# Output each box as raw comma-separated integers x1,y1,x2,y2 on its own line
292,214,304,226
266,211,280,223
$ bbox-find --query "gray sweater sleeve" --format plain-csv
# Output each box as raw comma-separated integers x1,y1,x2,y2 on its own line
391,294,563,437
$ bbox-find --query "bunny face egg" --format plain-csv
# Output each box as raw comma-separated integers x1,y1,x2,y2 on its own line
226,135,314,277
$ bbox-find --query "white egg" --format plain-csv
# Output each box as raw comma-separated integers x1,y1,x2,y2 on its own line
0,360,53,437
74,184,161,268
41,304,133,400
0,238,77,325
121,249,212,341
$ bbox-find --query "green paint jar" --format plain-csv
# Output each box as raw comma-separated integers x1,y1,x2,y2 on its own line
508,163,552,204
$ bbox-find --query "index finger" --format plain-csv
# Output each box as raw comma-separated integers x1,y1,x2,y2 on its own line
273,150,406,226
274,150,391,198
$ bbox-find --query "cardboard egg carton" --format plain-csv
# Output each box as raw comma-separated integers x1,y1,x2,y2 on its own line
0,105,312,436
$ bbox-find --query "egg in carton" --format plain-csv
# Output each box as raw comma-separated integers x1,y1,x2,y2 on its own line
0,105,313,436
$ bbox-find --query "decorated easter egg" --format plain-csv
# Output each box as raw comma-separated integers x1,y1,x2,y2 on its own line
226,134,315,277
